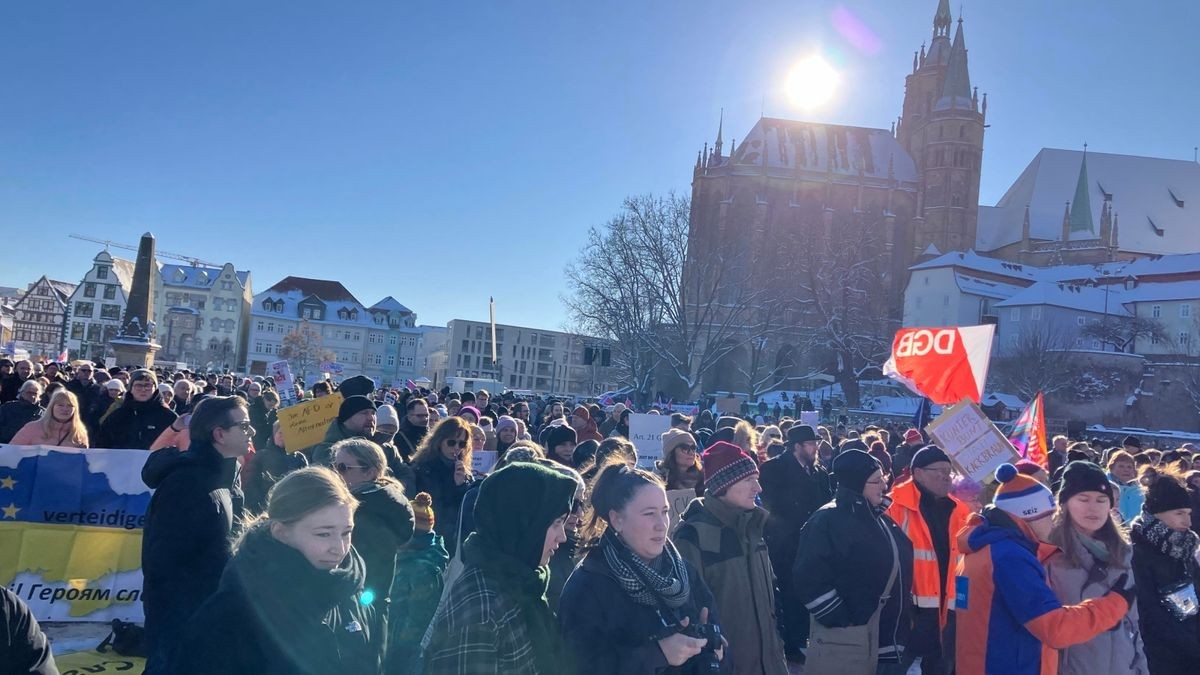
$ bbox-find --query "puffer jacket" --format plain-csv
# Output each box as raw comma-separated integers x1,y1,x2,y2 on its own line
0,398,42,443
173,523,381,674
388,531,448,675
97,392,177,450
674,497,788,675
1045,532,1147,674
352,479,415,603
1130,515,1200,675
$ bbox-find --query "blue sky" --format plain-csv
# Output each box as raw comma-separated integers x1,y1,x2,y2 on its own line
2,1,1197,329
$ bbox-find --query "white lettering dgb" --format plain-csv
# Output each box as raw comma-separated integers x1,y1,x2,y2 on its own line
896,329,957,358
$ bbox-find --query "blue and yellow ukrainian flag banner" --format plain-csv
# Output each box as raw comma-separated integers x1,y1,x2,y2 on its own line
0,444,150,621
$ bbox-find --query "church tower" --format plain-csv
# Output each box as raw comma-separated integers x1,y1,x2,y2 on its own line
897,0,986,256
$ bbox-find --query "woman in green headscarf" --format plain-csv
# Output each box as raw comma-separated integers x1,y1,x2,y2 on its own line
422,461,578,675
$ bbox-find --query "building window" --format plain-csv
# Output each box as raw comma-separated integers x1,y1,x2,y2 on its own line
100,304,120,320
1151,334,1161,345
96,266,109,279
103,285,116,299
387,355,395,366
84,283,96,298
1181,304,1192,319
274,300,284,313
87,324,101,341
71,323,84,340
353,332,361,342
1180,332,1191,348
303,308,312,319
74,302,94,318
257,320,264,332
1010,308,1020,322
1152,305,1161,318
388,335,397,346
1030,306,1042,320
1076,316,1085,326
343,331,351,341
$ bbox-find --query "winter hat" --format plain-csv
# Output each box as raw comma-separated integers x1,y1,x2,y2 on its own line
496,415,518,435
702,441,759,497
716,415,741,430
610,402,627,418
1056,460,1114,505
338,395,376,424
1122,435,1142,450
473,462,578,568
572,405,590,421
904,428,923,444
787,424,819,445
839,438,868,454
993,463,1056,521
1015,460,1046,477
571,439,599,467
661,428,698,458
375,404,400,430
1145,474,1192,515
105,379,125,392
833,450,882,494
911,445,952,470
544,424,577,451
411,492,435,533
337,374,376,399
459,405,481,421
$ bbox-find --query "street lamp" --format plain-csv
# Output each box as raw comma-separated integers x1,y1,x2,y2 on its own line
1102,270,1111,351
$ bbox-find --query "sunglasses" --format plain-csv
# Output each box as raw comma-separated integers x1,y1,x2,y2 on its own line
335,462,367,474
222,421,254,433
677,444,698,454
444,439,470,449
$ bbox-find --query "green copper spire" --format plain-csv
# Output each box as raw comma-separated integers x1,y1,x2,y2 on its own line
1069,147,1095,233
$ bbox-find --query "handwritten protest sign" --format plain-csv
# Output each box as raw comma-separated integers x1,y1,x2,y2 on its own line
715,398,741,415
629,413,672,469
268,360,297,406
667,488,695,534
277,393,343,452
471,451,498,476
925,399,1020,483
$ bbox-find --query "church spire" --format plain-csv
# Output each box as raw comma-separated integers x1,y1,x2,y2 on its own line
1069,145,1095,234
714,109,724,157
933,0,952,38
937,18,971,108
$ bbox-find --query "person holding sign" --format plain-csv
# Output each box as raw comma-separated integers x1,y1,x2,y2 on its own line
674,442,788,675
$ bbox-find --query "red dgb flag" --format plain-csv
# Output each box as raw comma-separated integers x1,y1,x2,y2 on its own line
882,325,995,405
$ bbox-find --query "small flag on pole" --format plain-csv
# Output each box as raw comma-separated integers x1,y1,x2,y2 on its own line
1009,392,1049,469
489,297,497,366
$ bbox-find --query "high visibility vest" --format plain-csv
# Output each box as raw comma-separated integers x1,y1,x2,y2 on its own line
885,479,971,627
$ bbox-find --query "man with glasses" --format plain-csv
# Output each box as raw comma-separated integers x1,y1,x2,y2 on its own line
140,395,251,673
395,398,430,462
886,445,971,675
303,395,377,466
97,369,178,450
66,361,104,438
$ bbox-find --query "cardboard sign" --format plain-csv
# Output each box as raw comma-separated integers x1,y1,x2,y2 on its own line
277,393,344,452
268,360,298,407
628,413,672,469
472,450,498,476
715,398,741,415
667,488,696,534
925,399,1020,483
800,411,820,426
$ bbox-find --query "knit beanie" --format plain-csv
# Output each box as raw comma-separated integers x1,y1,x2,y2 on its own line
496,415,518,435
702,441,759,497
459,405,481,421
993,463,1055,521
411,492,435,533
375,404,399,429
473,462,578,568
1056,460,1114,505
661,428,697,458
1145,474,1192,515
544,424,577,451
611,402,627,418
833,449,882,494
337,395,375,424
338,374,376,399
572,405,590,421
904,428,923,444
911,445,952,470
1015,460,1046,477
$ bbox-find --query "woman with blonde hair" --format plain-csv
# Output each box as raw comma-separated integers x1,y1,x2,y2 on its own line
733,419,760,463
173,467,382,673
10,389,88,448
412,416,475,557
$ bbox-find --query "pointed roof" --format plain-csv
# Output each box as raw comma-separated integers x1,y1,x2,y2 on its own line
369,296,412,313
934,19,972,110
1069,150,1096,233
263,276,362,305
724,118,918,183
933,0,952,36
714,109,724,156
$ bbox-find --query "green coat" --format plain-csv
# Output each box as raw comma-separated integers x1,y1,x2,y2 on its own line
674,497,788,675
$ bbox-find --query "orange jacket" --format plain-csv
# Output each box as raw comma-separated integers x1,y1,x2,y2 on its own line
886,478,971,626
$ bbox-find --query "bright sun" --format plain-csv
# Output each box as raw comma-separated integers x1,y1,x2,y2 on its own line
785,56,839,110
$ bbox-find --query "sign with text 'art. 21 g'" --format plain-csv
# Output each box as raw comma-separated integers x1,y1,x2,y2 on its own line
277,393,344,452
628,413,672,470
925,399,1020,484
0,445,149,622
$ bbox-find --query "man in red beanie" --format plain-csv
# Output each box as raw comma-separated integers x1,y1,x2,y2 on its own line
893,428,925,477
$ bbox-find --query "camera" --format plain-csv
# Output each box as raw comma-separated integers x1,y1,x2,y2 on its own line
679,621,722,673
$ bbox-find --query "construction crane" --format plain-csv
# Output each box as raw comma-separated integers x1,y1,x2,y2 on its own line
68,234,220,268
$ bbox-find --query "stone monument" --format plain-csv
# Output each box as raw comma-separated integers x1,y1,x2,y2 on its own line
107,232,161,368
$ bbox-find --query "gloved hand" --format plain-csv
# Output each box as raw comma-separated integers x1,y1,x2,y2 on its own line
1108,572,1136,606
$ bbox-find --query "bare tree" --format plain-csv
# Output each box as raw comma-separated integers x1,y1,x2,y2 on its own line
1081,316,1170,353
990,323,1078,400
279,319,335,385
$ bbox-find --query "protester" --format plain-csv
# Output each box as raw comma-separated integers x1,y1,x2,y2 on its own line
793,449,913,674
246,382,274,449
885,445,970,674
1045,460,1148,675
893,428,924,476
675,441,788,675
0,587,57,674
1130,467,1200,674
332,438,415,610
172,379,195,415
0,359,34,404
140,395,251,673
656,427,705,496
1107,450,1144,525
570,405,604,443
609,408,631,439
95,378,125,426
242,419,309,515
65,360,103,437
423,462,577,674
9,389,89,448
0,379,42,443
495,414,520,457
759,423,833,661
389,492,448,675
559,461,724,674
598,402,624,437
955,463,1136,675
305,395,377,465
411,416,475,557
173,467,382,673
97,369,178,450
544,423,578,467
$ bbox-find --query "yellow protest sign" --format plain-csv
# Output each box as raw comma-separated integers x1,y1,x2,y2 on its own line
55,649,146,673
277,393,343,452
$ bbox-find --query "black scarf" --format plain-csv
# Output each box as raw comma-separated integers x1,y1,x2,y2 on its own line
461,533,568,675
600,528,691,609
1131,513,1200,563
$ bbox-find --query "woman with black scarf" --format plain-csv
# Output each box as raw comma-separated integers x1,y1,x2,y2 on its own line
559,461,725,675
423,461,578,675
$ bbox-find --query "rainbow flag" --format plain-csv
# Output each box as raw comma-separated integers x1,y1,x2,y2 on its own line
1008,392,1049,469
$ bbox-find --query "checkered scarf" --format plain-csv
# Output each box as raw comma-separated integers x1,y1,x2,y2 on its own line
600,528,691,609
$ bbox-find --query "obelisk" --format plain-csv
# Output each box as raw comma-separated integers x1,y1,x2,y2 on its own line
107,232,161,368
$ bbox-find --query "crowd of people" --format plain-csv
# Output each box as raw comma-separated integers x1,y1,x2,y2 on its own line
1,356,1200,674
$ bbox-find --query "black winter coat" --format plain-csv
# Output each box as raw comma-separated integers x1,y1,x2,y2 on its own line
558,547,724,675
1131,526,1200,675
352,479,415,602
758,451,832,574
173,524,382,675
0,399,41,443
65,378,104,436
98,393,177,449
412,457,473,557
140,441,242,670
792,488,914,663
247,397,274,450
0,587,56,674
242,441,308,515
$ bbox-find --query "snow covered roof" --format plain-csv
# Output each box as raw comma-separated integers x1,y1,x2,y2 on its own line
160,263,250,289
995,281,1132,316
720,118,918,184
1121,280,1200,303
253,276,374,326
982,393,1026,410
976,148,1200,255
913,248,1200,288
47,279,77,301
911,249,1042,282
954,272,1024,300
369,296,412,314
110,257,136,290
